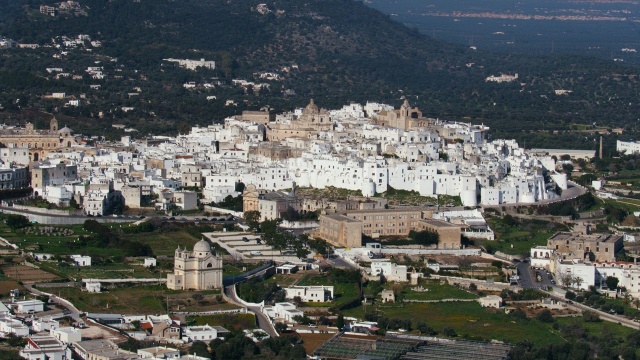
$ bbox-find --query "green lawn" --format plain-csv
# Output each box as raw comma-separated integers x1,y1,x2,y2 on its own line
603,199,640,213
476,217,566,256
37,262,162,281
297,273,359,308
344,302,562,345
187,313,257,330
44,284,228,314
401,281,478,301
122,230,201,256
342,299,639,348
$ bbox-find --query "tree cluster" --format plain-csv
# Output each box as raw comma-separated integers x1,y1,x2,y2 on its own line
80,220,152,256
260,220,310,259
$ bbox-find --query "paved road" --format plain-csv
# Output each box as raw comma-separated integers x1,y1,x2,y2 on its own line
224,284,278,338
25,284,82,319
516,261,535,289
545,289,640,330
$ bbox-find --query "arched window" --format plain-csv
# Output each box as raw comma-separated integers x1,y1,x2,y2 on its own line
207,263,212,268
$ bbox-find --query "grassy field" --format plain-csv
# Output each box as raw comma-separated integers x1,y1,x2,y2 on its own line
37,262,161,281
297,273,359,308
2,223,98,255
476,217,566,256
401,281,478,301
603,198,640,213
187,313,257,330
44,284,229,314
0,280,23,298
342,299,639,348
122,229,201,257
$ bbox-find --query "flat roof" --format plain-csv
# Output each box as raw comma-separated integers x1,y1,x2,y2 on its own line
322,214,361,222
419,219,461,228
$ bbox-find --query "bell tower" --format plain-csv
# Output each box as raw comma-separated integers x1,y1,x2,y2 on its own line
50,117,58,133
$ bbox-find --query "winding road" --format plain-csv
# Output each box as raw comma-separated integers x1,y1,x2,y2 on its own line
224,284,279,337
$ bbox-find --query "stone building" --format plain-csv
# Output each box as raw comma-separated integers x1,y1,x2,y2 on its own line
317,214,363,248
418,219,462,250
241,108,275,124
0,118,77,162
266,99,333,141
547,232,623,262
374,100,430,130
167,239,223,290
31,162,78,196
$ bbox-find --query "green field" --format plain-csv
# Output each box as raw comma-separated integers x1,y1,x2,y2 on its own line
401,281,478,301
297,273,359,308
475,217,566,256
122,229,201,256
343,301,637,347
37,262,161,281
43,284,230,314
187,313,257,330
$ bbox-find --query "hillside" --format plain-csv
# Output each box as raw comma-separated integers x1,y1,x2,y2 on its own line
0,0,639,145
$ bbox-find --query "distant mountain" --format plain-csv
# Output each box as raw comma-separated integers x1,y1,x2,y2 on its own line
0,0,639,144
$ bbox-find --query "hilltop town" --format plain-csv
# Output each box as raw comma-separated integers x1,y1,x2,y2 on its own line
0,99,638,359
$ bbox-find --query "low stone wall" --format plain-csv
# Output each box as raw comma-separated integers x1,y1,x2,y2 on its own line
11,204,83,216
494,251,525,262
204,206,242,218
279,220,319,229
436,275,518,292
173,308,247,316
381,248,481,256
0,207,131,225
403,298,476,303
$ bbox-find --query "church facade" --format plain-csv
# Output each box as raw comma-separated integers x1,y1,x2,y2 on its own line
166,239,223,290
374,100,431,130
0,117,78,161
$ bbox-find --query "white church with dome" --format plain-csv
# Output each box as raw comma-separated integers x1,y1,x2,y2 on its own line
166,239,223,290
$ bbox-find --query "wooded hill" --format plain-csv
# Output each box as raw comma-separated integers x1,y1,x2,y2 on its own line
0,0,639,146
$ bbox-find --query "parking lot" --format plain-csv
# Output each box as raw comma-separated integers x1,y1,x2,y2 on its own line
516,261,555,290
204,232,306,262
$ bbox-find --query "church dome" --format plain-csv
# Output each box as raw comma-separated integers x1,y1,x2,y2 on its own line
193,239,212,253
58,126,73,135
304,99,319,114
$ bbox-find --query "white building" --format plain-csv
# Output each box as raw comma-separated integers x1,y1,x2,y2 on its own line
144,258,157,267
555,259,597,290
182,324,227,343
284,286,334,302
50,327,82,344
262,302,304,323
15,300,45,313
0,315,29,337
477,295,503,308
370,261,408,282
167,240,223,290
530,246,553,269
32,317,59,333
20,335,72,360
70,255,91,267
164,58,215,70
617,140,640,154
137,346,180,359
86,281,101,293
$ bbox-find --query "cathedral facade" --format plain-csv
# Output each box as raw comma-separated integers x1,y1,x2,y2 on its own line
0,117,77,161
166,239,223,290
374,100,431,130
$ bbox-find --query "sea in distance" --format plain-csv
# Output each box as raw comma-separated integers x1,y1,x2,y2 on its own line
365,0,640,65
